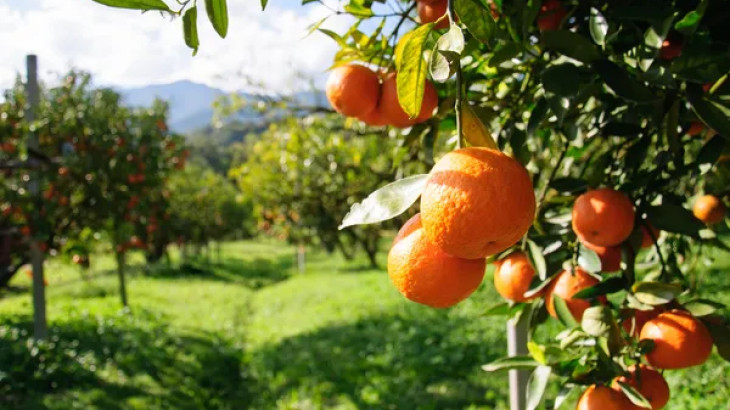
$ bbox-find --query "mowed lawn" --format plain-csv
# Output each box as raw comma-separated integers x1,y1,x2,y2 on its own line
0,239,729,409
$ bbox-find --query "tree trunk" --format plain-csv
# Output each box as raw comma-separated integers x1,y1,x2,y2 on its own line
116,251,128,307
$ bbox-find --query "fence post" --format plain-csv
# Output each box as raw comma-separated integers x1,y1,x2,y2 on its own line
507,312,530,410
26,54,47,340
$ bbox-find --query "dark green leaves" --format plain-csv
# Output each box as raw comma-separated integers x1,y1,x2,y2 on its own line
454,0,495,44
183,7,200,56
260,0,268,10
482,356,540,372
396,24,433,118
687,85,730,138
593,60,654,102
92,0,170,11
553,296,578,327
632,281,683,305
339,174,429,229
205,0,229,38
573,277,625,299
541,64,585,97
646,204,704,236
541,30,601,63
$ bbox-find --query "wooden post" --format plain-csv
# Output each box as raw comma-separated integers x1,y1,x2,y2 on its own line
116,251,128,307
507,314,530,410
297,242,305,274
26,55,47,340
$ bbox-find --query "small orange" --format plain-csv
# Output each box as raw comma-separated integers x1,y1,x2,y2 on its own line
493,251,536,303
325,64,380,117
577,385,631,410
417,0,450,30
612,364,670,410
388,214,486,308
572,188,635,247
692,194,726,225
580,239,622,272
379,73,438,128
421,147,535,259
639,310,713,369
687,121,706,137
545,267,602,321
537,0,567,32
640,223,660,249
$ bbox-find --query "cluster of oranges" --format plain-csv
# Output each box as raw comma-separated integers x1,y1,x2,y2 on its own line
326,64,438,128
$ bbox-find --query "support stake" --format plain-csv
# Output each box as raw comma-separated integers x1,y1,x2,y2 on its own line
507,312,530,410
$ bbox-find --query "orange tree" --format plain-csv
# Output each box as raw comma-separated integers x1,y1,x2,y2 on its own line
94,0,730,407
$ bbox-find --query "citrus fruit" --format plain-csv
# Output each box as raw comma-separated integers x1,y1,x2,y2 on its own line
687,121,706,137
572,188,635,247
537,0,567,32
545,267,602,321
417,0,450,30
325,64,380,117
621,307,664,337
379,73,438,128
639,310,713,369
577,385,631,410
493,251,536,303
580,239,621,272
420,147,535,259
388,214,486,308
692,194,726,225
613,364,670,410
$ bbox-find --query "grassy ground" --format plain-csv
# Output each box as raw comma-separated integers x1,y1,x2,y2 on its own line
0,240,728,409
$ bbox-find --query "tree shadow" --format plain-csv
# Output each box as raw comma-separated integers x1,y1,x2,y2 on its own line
248,310,509,409
0,312,250,409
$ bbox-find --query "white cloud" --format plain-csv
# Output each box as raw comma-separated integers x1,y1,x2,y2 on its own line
1,0,354,93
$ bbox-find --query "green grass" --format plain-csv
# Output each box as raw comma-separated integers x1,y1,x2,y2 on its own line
0,240,729,409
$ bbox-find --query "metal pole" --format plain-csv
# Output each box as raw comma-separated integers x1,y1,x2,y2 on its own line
507,315,530,410
26,54,47,340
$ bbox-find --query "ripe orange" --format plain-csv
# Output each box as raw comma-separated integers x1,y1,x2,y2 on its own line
417,0,450,30
621,307,664,337
613,364,670,410
421,147,535,259
692,194,726,225
537,0,567,32
387,213,486,308
577,385,631,410
687,121,706,137
580,239,621,272
545,267,601,321
379,73,438,128
639,310,713,369
326,64,380,117
640,223,660,249
572,188,635,247
357,105,388,127
493,251,536,303
659,38,682,61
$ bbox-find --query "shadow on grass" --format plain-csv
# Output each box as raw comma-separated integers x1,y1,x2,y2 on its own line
147,255,295,290
0,312,250,409
248,310,508,409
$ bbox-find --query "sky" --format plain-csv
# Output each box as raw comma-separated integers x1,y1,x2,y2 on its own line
1,0,361,93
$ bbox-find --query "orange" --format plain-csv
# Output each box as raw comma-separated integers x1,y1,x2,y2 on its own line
577,385,631,410
357,105,388,127
639,310,713,369
417,0,450,30
387,214,486,308
493,251,536,303
580,239,621,272
693,194,726,225
687,121,706,137
621,307,664,337
325,64,380,117
659,38,682,61
545,267,602,321
421,147,535,259
640,223,660,249
379,73,438,128
613,364,670,410
537,0,567,32
572,188,635,247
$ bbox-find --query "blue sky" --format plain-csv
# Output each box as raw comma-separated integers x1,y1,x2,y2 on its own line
1,0,363,92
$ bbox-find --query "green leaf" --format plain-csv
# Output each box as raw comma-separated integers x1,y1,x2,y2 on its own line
578,245,602,273
593,60,654,102
339,174,429,229
344,1,373,17
395,24,433,118
573,277,625,299
589,8,608,47
430,24,465,82
553,295,578,327
489,42,522,67
695,134,726,169
704,318,730,362
205,0,228,38
183,7,200,56
541,30,601,63
632,282,683,305
581,305,613,337
550,177,587,193
527,341,547,364
553,384,575,409
527,240,547,281
260,0,268,10
482,356,540,372
526,366,552,410
617,381,652,409
454,0,495,44
485,302,510,316
683,299,725,317
687,85,730,138
541,64,585,97
527,97,548,136
646,204,704,236
525,275,555,299
92,0,170,11
674,10,702,33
